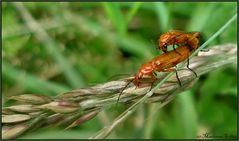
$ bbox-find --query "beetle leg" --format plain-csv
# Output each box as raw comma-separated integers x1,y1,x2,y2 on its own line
186,57,197,77
117,78,134,104
174,69,182,87
144,71,158,92
162,67,182,87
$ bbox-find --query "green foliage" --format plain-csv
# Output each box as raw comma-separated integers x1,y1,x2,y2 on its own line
2,2,237,139
102,3,127,36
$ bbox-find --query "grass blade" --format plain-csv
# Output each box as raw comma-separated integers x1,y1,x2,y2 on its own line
154,2,171,32
102,2,127,36
126,2,142,24
13,2,84,88
3,61,70,95
187,3,216,31
178,91,197,138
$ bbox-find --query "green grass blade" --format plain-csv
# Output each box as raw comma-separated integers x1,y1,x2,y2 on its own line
189,13,237,59
3,61,70,96
178,91,198,138
126,2,142,24
76,14,153,59
154,2,171,32
144,103,160,138
187,3,216,31
102,2,127,36
13,2,84,88
116,35,154,59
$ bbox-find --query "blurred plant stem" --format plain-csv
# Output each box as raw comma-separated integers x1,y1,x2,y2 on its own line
144,103,159,138
13,2,84,88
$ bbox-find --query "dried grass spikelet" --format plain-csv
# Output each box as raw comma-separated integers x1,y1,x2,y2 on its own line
2,44,237,139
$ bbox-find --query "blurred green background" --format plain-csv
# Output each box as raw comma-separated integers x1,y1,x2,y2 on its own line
2,2,237,139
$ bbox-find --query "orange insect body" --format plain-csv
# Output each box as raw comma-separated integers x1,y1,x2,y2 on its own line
134,32,200,86
134,45,191,86
159,31,200,53
117,32,200,103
